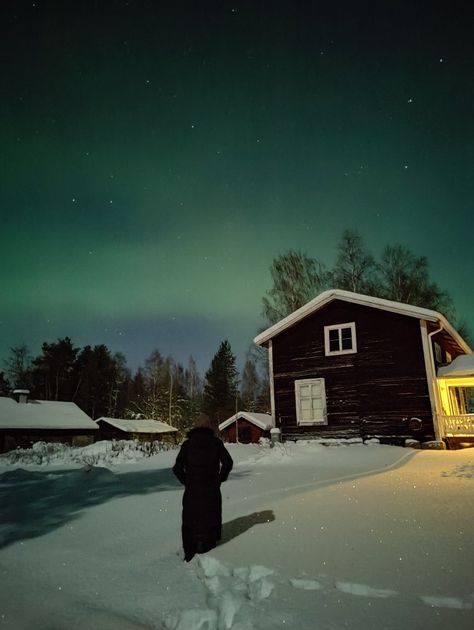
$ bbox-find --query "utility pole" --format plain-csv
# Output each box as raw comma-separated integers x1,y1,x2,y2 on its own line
168,363,174,428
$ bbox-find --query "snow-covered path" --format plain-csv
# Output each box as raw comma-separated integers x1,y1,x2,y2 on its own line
0,442,473,629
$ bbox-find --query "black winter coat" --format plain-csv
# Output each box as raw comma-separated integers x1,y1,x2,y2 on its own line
173,427,233,559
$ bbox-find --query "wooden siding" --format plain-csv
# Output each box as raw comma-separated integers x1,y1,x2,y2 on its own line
0,428,96,453
96,422,174,442
221,418,268,443
272,300,434,440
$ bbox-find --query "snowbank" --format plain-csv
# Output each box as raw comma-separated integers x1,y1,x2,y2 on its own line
0,439,178,467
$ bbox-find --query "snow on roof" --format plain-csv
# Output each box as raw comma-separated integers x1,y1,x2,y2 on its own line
0,397,98,430
96,417,178,433
219,412,274,432
254,289,471,353
438,354,474,378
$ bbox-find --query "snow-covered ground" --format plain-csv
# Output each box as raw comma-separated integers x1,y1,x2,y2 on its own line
0,440,473,629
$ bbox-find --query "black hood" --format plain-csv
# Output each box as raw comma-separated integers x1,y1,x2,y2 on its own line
187,426,215,440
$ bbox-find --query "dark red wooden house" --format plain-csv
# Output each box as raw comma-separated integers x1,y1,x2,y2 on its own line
254,290,471,446
96,417,178,442
0,392,98,452
219,412,273,443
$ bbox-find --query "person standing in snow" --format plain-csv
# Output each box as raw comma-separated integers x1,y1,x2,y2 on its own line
172,418,233,562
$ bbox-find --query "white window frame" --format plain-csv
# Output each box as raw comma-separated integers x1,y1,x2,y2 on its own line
324,322,357,356
295,378,327,426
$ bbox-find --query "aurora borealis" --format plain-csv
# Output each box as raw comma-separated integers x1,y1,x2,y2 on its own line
1,0,473,373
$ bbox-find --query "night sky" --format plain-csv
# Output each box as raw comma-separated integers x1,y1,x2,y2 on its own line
1,0,473,375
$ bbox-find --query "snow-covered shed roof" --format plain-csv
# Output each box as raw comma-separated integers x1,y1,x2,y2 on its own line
0,397,98,430
219,412,274,432
438,354,474,378
96,417,178,433
254,289,471,353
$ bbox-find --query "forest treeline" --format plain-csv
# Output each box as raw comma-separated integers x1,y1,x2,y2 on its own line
1,230,469,429
0,340,268,433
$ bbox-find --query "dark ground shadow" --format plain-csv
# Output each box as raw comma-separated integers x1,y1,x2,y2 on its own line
0,466,250,550
220,510,275,545
0,448,417,551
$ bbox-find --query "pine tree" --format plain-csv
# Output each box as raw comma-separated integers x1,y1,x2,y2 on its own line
202,340,238,428
31,337,79,400
71,344,118,418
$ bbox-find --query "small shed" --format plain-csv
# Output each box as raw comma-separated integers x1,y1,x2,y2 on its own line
219,412,273,443
96,417,178,442
0,394,98,452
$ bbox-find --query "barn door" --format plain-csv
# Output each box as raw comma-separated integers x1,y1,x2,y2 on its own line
295,378,327,425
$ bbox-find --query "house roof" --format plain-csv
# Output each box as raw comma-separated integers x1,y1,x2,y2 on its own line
96,417,178,433
0,397,98,430
438,354,474,378
254,289,472,353
219,412,274,432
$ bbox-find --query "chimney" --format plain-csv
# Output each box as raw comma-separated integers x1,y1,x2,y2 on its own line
13,389,30,404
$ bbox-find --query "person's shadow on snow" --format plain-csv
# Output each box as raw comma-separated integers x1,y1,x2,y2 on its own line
220,510,275,545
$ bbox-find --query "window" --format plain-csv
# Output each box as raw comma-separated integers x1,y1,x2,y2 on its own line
448,386,474,415
295,378,327,425
434,342,443,364
324,322,357,356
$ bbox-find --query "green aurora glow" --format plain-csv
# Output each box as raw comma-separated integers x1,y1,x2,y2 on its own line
1,0,473,372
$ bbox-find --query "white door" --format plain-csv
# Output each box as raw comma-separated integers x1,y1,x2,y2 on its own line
295,378,327,425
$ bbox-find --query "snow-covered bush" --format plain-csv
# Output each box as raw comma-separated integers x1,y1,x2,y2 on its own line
0,439,179,467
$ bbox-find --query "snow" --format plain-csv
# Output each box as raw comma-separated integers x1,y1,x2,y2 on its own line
0,397,98,430
97,417,178,434
0,440,473,629
219,413,273,432
438,353,474,377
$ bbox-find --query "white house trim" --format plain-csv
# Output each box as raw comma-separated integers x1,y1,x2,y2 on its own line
96,418,178,434
254,290,471,354
218,412,273,432
324,321,357,356
420,321,443,441
268,339,276,424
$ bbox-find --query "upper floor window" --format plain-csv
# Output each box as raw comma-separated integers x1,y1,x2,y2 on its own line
324,322,357,356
